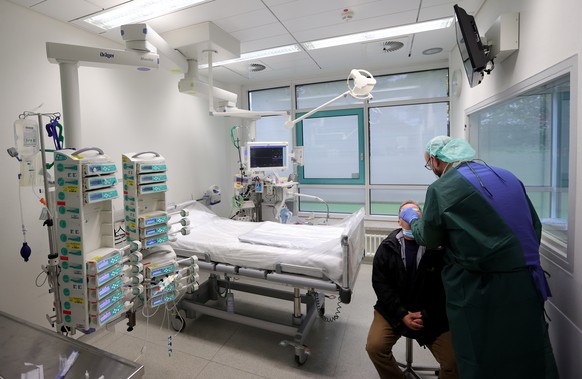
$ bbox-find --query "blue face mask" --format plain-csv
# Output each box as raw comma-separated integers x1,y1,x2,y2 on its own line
402,229,415,239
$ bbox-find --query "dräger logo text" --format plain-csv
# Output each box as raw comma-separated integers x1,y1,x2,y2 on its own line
100,52,114,59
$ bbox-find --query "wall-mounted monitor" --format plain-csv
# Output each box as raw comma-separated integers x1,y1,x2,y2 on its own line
454,4,490,88
246,142,288,171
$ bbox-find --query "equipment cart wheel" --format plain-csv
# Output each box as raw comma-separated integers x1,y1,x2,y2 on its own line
294,345,310,365
171,311,186,332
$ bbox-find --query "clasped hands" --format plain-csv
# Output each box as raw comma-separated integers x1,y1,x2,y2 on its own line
402,311,424,331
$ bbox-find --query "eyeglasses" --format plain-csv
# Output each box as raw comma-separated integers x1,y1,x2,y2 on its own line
424,157,432,170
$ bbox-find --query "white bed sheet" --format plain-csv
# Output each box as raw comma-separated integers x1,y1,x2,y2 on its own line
169,202,364,284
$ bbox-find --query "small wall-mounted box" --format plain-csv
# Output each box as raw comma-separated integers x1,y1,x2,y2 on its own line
485,12,519,62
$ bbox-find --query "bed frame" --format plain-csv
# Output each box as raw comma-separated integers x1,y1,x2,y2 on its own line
170,211,365,364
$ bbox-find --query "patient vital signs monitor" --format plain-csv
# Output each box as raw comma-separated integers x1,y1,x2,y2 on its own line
246,142,288,171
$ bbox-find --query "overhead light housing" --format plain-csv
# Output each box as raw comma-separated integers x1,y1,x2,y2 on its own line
84,0,213,30
302,17,454,50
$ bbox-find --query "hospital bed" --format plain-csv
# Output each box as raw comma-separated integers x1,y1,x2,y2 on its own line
168,201,365,364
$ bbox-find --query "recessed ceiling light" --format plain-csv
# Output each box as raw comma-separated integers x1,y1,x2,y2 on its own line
84,0,213,30
423,47,444,55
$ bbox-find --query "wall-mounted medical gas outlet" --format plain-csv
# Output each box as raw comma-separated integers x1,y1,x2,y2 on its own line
54,148,128,331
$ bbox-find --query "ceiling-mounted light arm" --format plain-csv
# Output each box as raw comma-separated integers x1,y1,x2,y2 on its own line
284,69,376,129
284,91,349,129
204,50,289,119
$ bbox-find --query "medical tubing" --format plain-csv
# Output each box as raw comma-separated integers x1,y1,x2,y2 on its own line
36,113,60,321
230,126,240,149
17,175,27,243
315,294,342,323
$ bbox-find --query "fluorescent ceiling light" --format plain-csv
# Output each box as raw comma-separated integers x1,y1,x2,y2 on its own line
84,0,213,30
198,44,301,68
196,17,452,70
302,17,454,50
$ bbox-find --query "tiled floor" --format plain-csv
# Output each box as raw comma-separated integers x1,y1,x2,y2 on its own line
80,263,439,378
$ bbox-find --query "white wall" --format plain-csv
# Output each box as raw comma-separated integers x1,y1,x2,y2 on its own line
449,0,582,377
0,0,240,327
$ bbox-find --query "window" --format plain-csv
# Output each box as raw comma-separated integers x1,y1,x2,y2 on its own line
249,87,291,111
369,102,449,215
369,103,449,185
247,68,450,218
370,69,448,103
296,82,361,109
297,187,365,215
249,87,293,178
468,69,573,264
296,109,364,184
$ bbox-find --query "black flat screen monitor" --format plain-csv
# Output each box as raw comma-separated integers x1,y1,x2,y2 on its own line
247,142,288,171
454,4,489,88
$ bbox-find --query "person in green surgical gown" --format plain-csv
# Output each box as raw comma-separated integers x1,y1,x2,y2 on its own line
399,136,559,379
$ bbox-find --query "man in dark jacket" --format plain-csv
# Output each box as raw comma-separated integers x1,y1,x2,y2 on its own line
366,201,457,379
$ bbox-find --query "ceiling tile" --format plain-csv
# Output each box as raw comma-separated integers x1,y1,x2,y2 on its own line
32,0,102,22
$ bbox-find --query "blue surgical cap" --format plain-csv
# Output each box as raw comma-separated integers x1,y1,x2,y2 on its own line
426,136,476,163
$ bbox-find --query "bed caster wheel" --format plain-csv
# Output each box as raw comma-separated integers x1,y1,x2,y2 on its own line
171,311,186,332
294,345,310,365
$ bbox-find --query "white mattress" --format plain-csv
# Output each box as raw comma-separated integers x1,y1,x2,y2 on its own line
169,202,364,284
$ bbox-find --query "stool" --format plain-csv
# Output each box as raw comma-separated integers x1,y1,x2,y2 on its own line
397,337,440,378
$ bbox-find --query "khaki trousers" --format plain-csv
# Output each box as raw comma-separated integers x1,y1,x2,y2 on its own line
366,309,458,379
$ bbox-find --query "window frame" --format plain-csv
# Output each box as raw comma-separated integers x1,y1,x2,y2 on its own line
466,55,578,272
245,67,450,221
295,108,365,185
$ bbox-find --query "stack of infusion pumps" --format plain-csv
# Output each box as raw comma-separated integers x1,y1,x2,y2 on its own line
55,148,129,331
122,152,197,310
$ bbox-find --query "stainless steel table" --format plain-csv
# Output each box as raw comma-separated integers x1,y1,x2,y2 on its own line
0,310,143,378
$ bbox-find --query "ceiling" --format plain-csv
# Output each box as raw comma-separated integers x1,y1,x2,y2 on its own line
10,0,485,87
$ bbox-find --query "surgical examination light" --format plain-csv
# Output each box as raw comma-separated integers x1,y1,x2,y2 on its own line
284,69,376,129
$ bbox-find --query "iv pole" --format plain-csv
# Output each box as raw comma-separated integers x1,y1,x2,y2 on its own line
17,110,63,331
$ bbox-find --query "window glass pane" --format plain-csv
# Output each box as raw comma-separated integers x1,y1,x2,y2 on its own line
255,116,293,178
370,69,448,103
298,187,365,214
469,74,570,245
249,87,291,111
296,81,361,109
370,189,428,216
370,103,449,185
302,114,360,180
